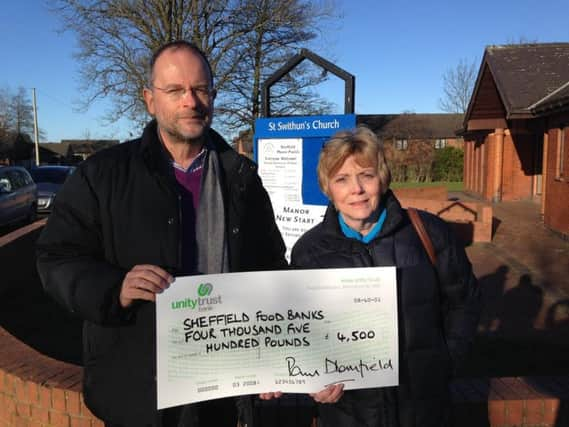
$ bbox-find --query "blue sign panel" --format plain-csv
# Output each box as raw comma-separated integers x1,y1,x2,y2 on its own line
254,114,356,206
301,136,329,205
255,114,356,139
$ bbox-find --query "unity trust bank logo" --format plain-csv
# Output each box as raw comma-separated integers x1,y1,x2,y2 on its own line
171,282,222,310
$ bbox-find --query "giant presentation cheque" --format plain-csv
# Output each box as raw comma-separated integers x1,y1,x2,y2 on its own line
156,267,398,409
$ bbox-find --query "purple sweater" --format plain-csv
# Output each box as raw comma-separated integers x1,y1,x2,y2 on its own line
172,151,205,274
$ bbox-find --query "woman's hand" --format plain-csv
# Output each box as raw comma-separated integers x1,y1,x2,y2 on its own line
259,391,283,400
310,384,344,403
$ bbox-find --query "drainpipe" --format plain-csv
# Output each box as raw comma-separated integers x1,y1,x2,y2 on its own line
493,128,504,202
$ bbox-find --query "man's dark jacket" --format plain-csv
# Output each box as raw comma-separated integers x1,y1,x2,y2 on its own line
290,191,480,427
36,121,287,424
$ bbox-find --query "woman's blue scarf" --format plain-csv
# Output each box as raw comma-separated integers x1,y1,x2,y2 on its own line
338,208,387,244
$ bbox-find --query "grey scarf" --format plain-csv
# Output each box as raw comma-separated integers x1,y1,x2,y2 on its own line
196,146,229,274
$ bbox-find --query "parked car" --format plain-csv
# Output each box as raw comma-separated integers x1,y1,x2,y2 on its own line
30,165,76,214
0,166,38,227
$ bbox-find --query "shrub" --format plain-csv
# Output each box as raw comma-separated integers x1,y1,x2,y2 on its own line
432,146,463,182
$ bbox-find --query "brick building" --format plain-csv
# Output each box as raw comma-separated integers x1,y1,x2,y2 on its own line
232,129,253,158
358,113,464,150
358,113,464,181
462,43,569,237
39,139,119,164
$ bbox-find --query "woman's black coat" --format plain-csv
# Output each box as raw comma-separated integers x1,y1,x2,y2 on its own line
290,190,480,427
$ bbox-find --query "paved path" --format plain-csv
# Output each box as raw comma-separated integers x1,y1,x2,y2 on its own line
456,195,569,378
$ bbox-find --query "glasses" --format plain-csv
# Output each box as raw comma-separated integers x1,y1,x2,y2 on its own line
150,85,214,101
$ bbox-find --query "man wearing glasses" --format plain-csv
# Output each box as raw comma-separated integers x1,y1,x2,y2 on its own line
37,41,287,426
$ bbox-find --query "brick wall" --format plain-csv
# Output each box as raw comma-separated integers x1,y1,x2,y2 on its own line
392,186,448,200
0,222,103,427
464,128,539,202
463,114,568,238
452,376,569,427
4,319,568,427
3,222,569,426
0,327,103,427
482,135,493,200
446,137,464,149
544,112,569,238
397,197,493,242
463,133,495,200
501,131,534,201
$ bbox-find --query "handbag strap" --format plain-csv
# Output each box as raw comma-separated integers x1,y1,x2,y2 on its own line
407,207,437,266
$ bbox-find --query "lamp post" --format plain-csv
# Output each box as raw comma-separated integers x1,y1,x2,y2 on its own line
32,88,40,166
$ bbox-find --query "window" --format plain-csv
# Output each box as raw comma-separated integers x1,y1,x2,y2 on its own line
30,168,72,184
435,138,447,149
556,127,566,179
7,170,25,190
23,171,34,185
395,139,408,150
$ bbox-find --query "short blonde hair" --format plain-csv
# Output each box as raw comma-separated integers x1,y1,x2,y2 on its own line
317,126,391,197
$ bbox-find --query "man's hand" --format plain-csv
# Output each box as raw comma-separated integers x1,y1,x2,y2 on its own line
119,265,174,308
310,384,344,404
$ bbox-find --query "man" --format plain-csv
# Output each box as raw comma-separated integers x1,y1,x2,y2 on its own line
36,40,286,426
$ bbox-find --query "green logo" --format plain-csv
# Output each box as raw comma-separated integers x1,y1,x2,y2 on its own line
197,283,213,297
171,283,219,310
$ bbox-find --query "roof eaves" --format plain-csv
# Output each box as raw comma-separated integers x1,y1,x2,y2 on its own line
507,110,535,120
528,81,569,111
531,96,569,116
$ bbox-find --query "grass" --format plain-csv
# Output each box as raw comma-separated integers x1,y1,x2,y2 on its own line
391,181,464,192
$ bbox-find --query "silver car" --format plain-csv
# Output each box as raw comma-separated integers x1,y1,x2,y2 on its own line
0,166,38,227
30,165,76,214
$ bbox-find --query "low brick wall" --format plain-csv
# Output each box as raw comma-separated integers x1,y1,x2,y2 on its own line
392,185,449,201
4,220,568,427
0,221,102,426
2,327,568,427
0,327,102,427
398,197,493,243
451,376,569,426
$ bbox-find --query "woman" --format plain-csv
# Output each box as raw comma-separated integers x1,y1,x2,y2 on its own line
290,126,481,427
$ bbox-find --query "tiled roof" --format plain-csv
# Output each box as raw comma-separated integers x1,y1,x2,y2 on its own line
38,140,119,156
60,139,119,154
358,114,464,138
39,143,68,156
484,43,569,115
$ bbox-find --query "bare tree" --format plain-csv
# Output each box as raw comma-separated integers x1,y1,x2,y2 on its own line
0,87,10,135
216,0,337,133
0,87,45,161
51,0,338,136
0,89,9,158
0,86,47,141
439,58,477,114
51,0,245,130
81,128,92,140
9,86,35,136
504,36,538,45
267,63,336,117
